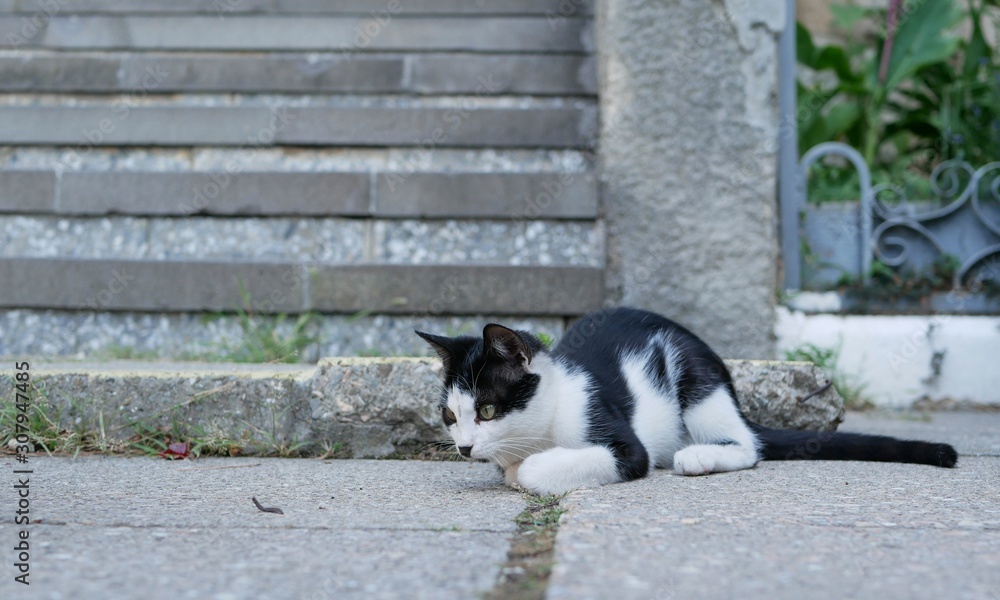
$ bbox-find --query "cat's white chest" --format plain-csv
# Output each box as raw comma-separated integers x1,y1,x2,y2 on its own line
538,358,593,448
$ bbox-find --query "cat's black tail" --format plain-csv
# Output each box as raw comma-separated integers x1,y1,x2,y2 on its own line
749,423,958,468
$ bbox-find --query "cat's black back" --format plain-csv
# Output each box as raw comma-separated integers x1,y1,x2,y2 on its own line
553,307,735,409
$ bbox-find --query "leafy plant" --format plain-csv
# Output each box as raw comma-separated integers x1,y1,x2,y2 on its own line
798,1,963,169
836,253,961,303
938,0,1000,164
797,0,1000,204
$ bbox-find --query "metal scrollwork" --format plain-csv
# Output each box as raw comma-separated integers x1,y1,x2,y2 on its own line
793,141,1000,293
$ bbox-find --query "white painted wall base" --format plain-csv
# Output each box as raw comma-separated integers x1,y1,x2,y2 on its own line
775,307,1000,408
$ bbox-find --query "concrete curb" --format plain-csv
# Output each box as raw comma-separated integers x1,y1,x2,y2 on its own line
10,358,844,457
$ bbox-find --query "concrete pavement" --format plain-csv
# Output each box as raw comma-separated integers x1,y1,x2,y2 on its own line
0,458,522,600
0,411,997,600
550,411,1000,600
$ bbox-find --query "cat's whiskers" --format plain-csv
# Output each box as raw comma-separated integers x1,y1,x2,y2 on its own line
487,437,552,463
489,451,511,470
412,439,466,461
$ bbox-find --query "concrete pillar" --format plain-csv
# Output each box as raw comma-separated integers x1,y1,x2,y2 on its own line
596,0,784,358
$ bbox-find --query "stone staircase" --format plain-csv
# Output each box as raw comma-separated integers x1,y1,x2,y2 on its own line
0,0,602,359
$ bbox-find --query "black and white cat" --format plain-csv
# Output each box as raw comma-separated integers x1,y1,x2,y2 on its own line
417,307,958,495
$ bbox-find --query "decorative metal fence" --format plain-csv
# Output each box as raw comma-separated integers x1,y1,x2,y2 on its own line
784,142,1000,309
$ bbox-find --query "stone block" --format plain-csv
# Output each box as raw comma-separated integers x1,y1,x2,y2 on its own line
272,0,593,15
409,55,597,95
307,264,604,315
374,172,597,218
122,54,406,93
0,54,120,91
727,359,845,431
0,258,602,316
59,171,370,216
17,16,588,52
0,170,55,212
0,106,278,145
310,357,445,457
4,0,270,12
279,106,597,148
2,0,592,15
2,104,596,148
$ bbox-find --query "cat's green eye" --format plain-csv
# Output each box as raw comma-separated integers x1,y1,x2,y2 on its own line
443,407,456,425
478,404,496,420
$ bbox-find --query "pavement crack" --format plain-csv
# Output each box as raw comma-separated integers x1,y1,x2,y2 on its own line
484,493,566,600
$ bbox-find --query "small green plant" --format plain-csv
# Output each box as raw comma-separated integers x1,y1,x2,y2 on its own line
516,494,567,527
534,332,556,349
836,254,961,304
0,395,130,456
206,281,318,364
784,343,872,409
240,404,311,457
317,440,347,460
1,394,65,454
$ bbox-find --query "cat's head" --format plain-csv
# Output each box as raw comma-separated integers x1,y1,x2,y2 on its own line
416,324,547,462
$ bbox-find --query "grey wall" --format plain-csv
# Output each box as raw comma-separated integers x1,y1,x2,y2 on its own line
596,0,783,358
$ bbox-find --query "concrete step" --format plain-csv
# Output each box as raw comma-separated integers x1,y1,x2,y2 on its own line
0,0,593,16
0,14,591,52
6,358,844,458
0,258,604,315
0,51,597,96
0,168,598,218
0,97,598,148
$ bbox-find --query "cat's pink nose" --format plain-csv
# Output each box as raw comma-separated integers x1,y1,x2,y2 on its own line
458,446,473,458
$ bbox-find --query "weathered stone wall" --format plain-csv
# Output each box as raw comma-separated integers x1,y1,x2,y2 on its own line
596,0,783,358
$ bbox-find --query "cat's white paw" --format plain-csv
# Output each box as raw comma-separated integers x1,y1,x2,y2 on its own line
673,445,721,476
517,446,619,495
673,445,757,476
517,453,566,495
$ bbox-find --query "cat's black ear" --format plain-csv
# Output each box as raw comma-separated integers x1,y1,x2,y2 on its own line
415,331,456,371
483,324,532,367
